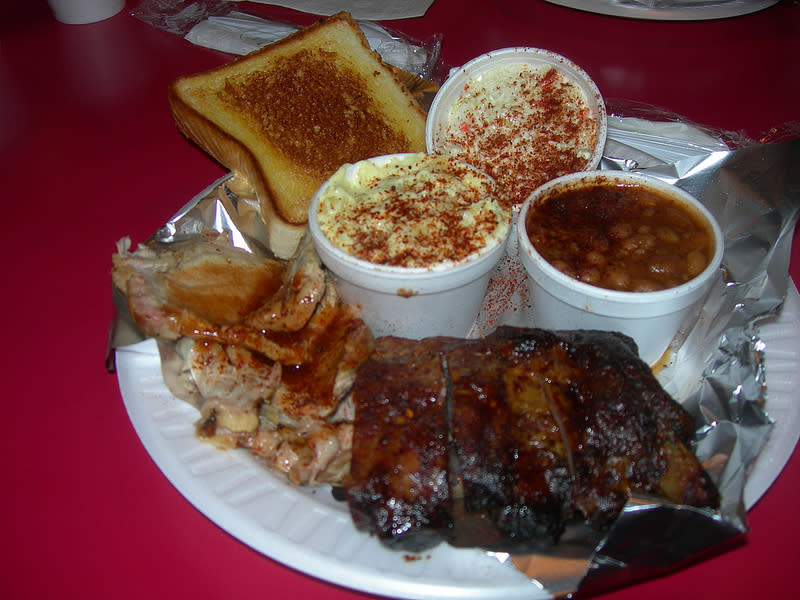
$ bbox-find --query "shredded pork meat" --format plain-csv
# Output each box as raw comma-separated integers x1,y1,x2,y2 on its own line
112,232,374,485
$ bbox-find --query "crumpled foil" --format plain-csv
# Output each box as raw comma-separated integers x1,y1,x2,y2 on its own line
108,123,800,598
473,124,800,597
600,135,799,589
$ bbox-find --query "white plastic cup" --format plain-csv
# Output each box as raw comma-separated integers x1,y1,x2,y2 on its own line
426,47,607,202
517,171,724,365
309,154,511,339
48,0,124,24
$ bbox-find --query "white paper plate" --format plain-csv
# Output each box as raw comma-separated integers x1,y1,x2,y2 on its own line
116,280,800,600
543,0,778,21
741,280,800,508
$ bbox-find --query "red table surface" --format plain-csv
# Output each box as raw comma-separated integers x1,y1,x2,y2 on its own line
1,1,798,599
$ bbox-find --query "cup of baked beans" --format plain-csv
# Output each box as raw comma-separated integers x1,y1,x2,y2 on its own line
517,170,724,365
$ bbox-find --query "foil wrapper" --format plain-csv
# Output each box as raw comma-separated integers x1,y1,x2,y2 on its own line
108,123,800,598
474,125,799,596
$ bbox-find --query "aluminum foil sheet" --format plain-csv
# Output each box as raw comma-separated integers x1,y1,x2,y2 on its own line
108,127,800,598
575,134,800,595
474,127,800,597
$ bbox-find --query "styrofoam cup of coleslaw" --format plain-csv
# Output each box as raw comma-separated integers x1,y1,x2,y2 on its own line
308,153,511,339
426,47,607,211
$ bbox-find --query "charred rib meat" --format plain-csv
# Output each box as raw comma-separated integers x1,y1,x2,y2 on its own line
346,327,719,552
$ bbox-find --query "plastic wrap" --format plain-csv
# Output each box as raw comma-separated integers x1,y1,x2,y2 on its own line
130,0,443,79
130,0,236,35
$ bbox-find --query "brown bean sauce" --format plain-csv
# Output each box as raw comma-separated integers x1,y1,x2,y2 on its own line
525,182,714,292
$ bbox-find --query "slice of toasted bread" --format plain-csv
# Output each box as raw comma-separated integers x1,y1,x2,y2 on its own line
169,12,428,259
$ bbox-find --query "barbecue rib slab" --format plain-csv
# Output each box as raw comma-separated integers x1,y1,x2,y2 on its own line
346,327,719,552
346,338,453,552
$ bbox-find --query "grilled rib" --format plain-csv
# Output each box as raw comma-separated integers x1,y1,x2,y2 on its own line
346,327,719,552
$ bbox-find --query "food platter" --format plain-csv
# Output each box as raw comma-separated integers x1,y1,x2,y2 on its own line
543,0,779,21
114,109,799,597
116,277,799,600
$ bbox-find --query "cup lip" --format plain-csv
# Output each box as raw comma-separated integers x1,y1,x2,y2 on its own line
308,152,512,281
49,0,125,24
516,170,725,305
425,46,608,175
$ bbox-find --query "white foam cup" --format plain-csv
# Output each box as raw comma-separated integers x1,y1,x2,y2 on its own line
309,154,511,339
426,47,607,175
48,0,124,24
517,171,724,365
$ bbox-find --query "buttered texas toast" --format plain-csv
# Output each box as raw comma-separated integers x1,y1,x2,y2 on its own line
168,12,428,258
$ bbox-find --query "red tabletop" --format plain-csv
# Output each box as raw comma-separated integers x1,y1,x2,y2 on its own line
2,1,798,599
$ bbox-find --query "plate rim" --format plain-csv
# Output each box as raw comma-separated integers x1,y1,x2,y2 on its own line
542,0,779,21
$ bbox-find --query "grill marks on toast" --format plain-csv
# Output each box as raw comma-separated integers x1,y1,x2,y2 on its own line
346,329,720,552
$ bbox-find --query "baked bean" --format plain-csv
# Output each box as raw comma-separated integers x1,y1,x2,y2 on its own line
656,226,680,244
604,266,631,290
585,250,606,266
526,181,714,292
684,232,710,252
686,250,707,277
550,259,575,278
631,278,663,292
578,267,602,285
608,222,633,240
591,237,610,253
648,256,683,277
620,233,656,254
663,206,693,229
